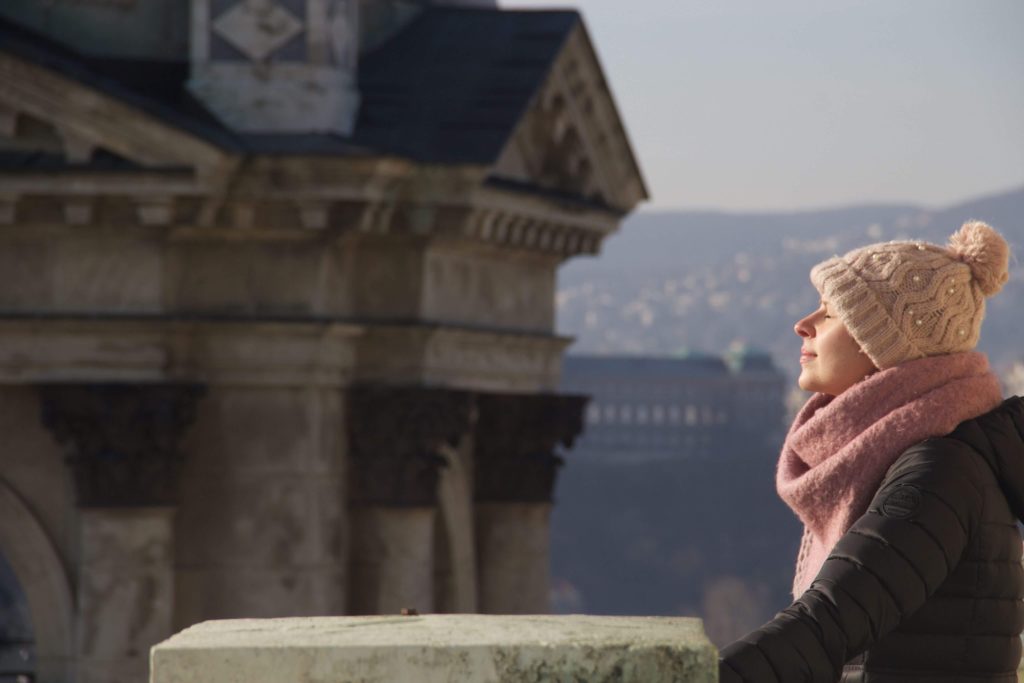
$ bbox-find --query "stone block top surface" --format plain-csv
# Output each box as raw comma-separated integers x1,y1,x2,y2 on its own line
151,614,716,682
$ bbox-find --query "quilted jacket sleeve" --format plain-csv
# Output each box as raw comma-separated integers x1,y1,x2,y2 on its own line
718,438,986,683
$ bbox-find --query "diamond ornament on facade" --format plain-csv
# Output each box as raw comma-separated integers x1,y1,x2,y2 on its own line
213,0,304,62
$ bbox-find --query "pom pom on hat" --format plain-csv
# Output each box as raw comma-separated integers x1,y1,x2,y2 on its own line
948,220,1010,296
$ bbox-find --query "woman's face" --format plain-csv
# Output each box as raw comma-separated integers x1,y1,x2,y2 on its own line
794,300,877,396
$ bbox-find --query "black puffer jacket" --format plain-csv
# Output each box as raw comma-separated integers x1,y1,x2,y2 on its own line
720,396,1024,683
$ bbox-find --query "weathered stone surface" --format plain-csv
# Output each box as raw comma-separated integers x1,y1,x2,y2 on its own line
346,385,474,507
39,382,204,507
421,246,557,331
475,503,551,615
474,393,587,504
349,507,436,616
0,475,74,683
173,386,349,627
151,615,716,683
79,509,174,683
352,325,570,392
0,319,361,386
433,443,477,614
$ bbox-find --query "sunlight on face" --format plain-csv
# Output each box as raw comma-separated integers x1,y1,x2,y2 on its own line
793,300,877,396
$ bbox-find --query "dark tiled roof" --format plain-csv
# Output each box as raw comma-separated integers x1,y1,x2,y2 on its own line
0,8,578,164
355,8,577,163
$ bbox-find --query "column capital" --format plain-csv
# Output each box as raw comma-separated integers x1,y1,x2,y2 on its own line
473,392,588,503
347,384,475,507
39,383,205,507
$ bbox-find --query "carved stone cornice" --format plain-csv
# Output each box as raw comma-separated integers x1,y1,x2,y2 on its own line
473,392,588,504
0,317,362,387
38,383,205,507
352,324,570,393
347,384,475,507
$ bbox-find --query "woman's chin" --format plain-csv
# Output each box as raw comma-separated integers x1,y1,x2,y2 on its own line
797,372,817,393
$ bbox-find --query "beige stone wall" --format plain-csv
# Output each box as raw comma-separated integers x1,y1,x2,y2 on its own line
0,229,561,336
352,325,568,392
422,244,557,332
348,238,425,320
0,230,163,313
167,242,335,316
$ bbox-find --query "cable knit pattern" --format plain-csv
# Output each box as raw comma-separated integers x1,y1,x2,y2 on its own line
777,351,1003,597
809,221,1009,369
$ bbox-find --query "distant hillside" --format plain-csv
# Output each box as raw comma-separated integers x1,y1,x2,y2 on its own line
557,186,1024,382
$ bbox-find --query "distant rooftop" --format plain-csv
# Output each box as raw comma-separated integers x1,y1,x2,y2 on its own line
723,347,777,373
562,352,781,378
562,354,729,379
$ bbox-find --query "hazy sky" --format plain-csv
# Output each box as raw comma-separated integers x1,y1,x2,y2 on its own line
500,0,1024,212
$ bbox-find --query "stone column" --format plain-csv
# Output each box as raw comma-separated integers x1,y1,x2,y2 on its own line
473,393,587,614
346,385,474,615
39,384,203,683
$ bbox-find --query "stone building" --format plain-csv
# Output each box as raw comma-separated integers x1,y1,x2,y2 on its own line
559,351,786,463
0,1,646,681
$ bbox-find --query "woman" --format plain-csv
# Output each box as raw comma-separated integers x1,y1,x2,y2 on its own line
719,221,1024,682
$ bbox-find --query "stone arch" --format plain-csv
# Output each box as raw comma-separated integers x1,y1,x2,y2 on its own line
432,442,477,613
0,479,73,683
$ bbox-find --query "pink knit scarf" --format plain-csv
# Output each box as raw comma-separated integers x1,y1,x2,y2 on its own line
777,351,1003,597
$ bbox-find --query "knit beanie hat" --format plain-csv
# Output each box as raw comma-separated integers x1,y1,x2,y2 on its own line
809,221,1011,370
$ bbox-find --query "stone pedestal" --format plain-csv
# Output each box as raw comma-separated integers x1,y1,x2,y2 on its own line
150,615,718,683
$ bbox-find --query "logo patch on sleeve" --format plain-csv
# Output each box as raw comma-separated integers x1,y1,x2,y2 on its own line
881,485,922,519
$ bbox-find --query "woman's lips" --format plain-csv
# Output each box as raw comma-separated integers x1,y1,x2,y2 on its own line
800,351,817,365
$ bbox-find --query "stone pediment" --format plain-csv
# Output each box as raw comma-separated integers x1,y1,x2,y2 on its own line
0,47,224,174
491,22,648,214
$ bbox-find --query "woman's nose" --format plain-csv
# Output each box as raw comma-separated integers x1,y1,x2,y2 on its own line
794,315,813,338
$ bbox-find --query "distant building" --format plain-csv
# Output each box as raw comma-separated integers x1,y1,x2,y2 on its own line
559,351,786,462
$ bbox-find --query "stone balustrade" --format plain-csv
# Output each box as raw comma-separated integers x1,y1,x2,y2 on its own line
150,614,717,682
